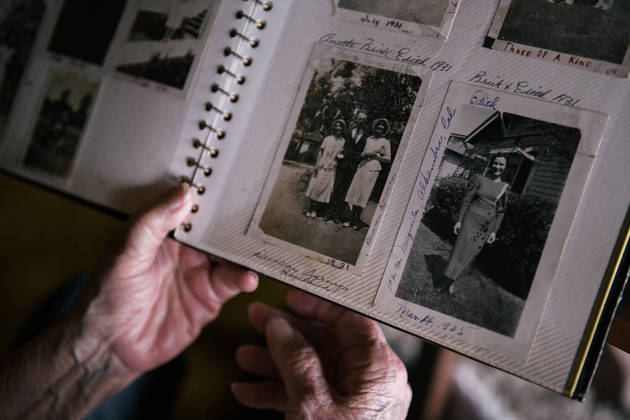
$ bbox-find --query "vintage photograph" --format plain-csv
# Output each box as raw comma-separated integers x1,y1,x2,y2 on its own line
256,50,422,266
22,70,99,178
115,0,216,90
48,0,127,65
486,0,630,76
335,0,456,39
393,104,582,337
0,0,45,131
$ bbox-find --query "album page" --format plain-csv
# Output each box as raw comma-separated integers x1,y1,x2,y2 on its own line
177,0,629,397
0,0,258,212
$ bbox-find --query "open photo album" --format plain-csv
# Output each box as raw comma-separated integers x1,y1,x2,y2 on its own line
1,0,629,399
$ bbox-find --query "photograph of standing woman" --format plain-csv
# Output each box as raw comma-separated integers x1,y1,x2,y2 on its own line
435,155,509,294
344,118,392,230
394,105,582,337
304,119,346,218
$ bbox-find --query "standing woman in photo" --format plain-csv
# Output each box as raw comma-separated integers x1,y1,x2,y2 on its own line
438,154,509,293
304,119,346,217
344,118,391,230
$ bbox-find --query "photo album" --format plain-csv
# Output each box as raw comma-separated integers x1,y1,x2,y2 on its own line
1,0,629,399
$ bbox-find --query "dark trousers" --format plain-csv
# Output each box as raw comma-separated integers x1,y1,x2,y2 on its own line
328,166,354,220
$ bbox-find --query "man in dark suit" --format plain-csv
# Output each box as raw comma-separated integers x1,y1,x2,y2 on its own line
326,111,369,223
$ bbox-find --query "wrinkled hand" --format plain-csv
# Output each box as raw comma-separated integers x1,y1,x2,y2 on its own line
487,232,496,244
81,184,258,373
453,222,461,235
232,290,411,418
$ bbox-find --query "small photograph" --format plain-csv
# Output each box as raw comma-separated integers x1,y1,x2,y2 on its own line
395,104,581,337
127,6,209,42
22,70,99,178
0,0,46,130
486,0,630,77
255,47,422,267
48,0,127,65
335,0,457,39
115,0,216,90
375,82,605,359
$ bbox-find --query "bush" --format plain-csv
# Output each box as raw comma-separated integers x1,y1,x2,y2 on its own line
422,176,468,241
423,176,557,299
479,194,556,299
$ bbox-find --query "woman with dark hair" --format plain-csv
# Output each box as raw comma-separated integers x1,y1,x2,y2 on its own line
344,118,391,230
438,154,509,293
304,119,346,218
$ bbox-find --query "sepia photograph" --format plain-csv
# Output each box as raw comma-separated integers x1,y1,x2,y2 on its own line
486,0,630,76
0,0,45,131
22,70,99,178
335,0,456,39
115,0,216,91
394,104,581,337
255,48,422,266
48,0,127,66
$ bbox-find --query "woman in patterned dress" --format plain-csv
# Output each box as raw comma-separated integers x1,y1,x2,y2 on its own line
439,155,509,293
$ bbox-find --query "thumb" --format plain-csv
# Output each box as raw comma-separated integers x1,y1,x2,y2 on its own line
265,317,330,401
124,183,193,264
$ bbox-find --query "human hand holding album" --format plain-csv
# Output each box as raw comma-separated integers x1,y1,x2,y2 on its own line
0,184,258,418
232,290,412,418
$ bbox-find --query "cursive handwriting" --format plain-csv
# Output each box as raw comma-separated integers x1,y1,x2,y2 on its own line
318,33,452,72
394,208,420,257
468,71,582,106
395,304,468,336
469,89,499,110
253,249,348,294
417,134,446,202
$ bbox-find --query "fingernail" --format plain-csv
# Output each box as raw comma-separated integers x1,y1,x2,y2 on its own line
169,183,191,211
268,316,293,341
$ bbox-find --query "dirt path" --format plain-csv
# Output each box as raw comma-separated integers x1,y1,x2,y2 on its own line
259,162,369,265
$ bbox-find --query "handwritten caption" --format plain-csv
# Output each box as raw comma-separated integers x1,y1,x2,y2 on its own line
385,106,454,293
501,42,620,76
469,71,581,107
395,303,475,337
320,33,453,73
253,249,348,294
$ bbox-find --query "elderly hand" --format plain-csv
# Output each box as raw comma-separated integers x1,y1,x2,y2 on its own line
232,290,412,418
82,183,259,373
0,184,258,419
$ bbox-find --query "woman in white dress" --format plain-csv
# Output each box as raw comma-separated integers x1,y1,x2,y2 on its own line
304,119,346,217
344,118,391,230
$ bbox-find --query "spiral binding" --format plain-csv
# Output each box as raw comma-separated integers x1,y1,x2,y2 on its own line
180,1,272,233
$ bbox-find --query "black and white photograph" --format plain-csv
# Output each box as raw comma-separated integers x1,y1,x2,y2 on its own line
115,0,217,91
486,0,630,76
0,0,45,131
375,82,605,359
22,70,99,178
255,47,422,267
395,105,581,337
335,0,457,39
48,0,127,66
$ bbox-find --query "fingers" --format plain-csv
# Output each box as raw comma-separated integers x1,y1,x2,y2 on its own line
231,381,287,411
284,290,385,346
265,317,329,401
123,184,193,268
284,290,345,325
210,261,259,297
235,345,279,379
